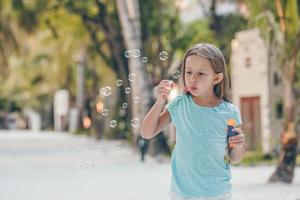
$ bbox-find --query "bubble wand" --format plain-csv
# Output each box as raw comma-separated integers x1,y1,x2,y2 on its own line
227,119,239,148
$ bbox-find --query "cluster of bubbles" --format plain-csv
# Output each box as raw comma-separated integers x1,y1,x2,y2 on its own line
99,49,170,131
99,72,142,129
124,49,169,62
124,49,148,63
81,50,171,175
100,73,136,98
124,49,141,58
109,117,140,129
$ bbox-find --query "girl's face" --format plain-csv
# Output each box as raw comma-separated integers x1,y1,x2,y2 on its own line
184,55,223,97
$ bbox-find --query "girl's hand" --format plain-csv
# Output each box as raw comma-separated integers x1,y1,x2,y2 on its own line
229,127,245,148
155,80,173,103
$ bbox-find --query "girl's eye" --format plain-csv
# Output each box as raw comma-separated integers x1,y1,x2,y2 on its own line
198,72,205,75
186,71,192,74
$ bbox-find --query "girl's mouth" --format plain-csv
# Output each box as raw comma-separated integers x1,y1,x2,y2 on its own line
186,86,197,91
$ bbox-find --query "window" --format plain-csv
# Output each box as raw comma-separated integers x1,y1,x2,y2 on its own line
273,72,280,86
276,101,283,119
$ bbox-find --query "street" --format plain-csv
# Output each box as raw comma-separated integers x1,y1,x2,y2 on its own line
1,130,300,200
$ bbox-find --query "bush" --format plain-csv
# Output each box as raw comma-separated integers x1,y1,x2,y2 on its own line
240,151,276,166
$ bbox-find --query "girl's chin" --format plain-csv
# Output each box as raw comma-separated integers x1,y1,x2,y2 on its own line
189,91,200,96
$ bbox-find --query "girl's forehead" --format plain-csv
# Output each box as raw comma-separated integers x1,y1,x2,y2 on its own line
185,55,212,71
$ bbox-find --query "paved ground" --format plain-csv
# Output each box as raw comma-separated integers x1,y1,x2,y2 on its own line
1,130,300,200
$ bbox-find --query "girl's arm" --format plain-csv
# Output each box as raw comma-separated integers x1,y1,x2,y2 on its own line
229,125,246,164
140,80,173,139
140,103,171,139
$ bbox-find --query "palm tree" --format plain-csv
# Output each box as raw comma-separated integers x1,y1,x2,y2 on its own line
245,0,300,183
268,0,300,183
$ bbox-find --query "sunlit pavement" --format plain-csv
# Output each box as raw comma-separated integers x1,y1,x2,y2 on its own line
1,130,300,200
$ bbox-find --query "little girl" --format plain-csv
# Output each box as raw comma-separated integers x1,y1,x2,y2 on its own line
140,43,245,200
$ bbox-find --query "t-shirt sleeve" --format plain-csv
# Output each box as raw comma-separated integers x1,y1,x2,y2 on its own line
232,104,242,126
165,95,182,123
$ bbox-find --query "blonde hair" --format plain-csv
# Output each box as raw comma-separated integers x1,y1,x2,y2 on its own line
181,43,231,102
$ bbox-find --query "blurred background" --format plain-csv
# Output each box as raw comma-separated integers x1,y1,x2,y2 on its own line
0,0,300,199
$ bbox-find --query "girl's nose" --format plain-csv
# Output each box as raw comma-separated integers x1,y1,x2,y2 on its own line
191,74,197,82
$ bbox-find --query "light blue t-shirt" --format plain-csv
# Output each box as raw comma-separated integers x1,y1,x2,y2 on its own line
166,94,242,198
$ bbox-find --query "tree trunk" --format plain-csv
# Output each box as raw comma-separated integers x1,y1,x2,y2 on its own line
116,0,152,140
269,34,300,182
269,79,298,183
75,48,86,130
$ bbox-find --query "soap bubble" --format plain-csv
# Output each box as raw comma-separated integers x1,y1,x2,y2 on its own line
100,87,112,97
159,51,168,61
132,49,141,58
101,108,109,117
122,103,128,109
124,50,131,58
141,57,148,63
131,117,141,128
125,87,131,94
109,120,118,128
116,79,123,86
128,73,136,82
133,97,141,104
172,69,181,79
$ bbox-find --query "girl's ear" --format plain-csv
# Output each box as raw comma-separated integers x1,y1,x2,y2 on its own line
214,73,224,84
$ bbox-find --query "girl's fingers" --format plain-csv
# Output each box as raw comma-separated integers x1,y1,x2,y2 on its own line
161,80,172,83
229,137,245,144
229,134,244,140
158,86,171,90
158,84,172,90
229,137,243,143
225,128,242,133
158,89,170,95
229,135,244,141
232,128,242,134
230,139,243,144
160,80,173,87
158,90,170,96
160,93,170,97
228,130,245,147
158,88,171,94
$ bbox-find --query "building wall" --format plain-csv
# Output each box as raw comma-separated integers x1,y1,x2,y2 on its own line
230,28,271,154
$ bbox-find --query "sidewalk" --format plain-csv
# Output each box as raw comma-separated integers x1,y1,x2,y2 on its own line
0,130,300,200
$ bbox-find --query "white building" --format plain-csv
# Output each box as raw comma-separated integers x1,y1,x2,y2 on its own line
178,0,241,23
230,28,283,154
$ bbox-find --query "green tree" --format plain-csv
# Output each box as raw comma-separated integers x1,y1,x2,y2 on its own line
245,0,300,183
